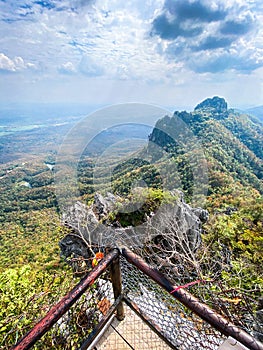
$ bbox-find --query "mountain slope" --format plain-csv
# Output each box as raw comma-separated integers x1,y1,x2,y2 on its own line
77,96,263,206
91,97,263,295
148,96,263,198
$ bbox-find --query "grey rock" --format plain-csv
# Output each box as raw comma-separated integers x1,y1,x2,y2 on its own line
192,207,209,223
59,234,90,261
93,192,117,219
60,191,207,266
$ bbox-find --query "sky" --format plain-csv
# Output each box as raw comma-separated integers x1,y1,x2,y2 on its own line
0,0,263,110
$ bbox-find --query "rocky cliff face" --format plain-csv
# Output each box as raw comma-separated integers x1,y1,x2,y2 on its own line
194,96,228,113
59,190,208,272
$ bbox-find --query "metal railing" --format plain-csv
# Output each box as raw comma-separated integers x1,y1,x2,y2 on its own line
10,249,120,350
11,248,263,350
121,247,263,350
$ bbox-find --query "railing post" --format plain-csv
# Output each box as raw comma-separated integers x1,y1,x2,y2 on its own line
109,254,125,321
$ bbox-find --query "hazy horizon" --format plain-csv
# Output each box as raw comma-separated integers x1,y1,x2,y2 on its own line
0,97,262,126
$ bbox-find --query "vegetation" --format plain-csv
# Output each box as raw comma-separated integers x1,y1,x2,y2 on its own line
144,97,263,291
0,96,262,347
106,187,176,227
0,161,77,348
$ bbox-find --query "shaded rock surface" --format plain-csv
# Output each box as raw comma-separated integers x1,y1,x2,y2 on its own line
60,191,208,266
93,192,117,220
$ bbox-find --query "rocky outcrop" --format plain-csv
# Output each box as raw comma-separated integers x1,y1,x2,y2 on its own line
59,191,208,268
93,192,117,220
194,96,228,113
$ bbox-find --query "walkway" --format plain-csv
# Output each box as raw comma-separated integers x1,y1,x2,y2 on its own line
91,306,172,350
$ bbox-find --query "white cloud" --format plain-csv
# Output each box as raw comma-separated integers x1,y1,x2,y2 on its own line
58,61,76,74
78,55,104,76
0,0,262,107
0,1,177,83
0,53,16,72
0,53,35,72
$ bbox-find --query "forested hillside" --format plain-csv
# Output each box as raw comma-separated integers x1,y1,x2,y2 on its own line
147,97,263,290
149,96,262,196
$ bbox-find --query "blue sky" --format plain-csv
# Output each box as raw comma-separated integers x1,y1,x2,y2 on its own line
0,0,263,109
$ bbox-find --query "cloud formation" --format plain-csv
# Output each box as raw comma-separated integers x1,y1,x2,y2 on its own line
193,36,234,51
0,53,35,72
0,0,262,107
78,55,104,76
152,0,227,40
189,50,263,74
34,1,56,11
220,15,254,36
58,61,76,74
152,13,203,40
151,0,262,73
168,0,226,22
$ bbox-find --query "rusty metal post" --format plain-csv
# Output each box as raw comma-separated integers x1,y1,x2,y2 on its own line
121,246,263,350
11,249,119,350
109,255,125,321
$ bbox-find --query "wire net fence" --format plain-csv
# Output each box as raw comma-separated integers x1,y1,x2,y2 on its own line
121,255,225,350
59,190,262,347
10,248,263,350
113,200,263,346
26,271,114,350
122,242,263,342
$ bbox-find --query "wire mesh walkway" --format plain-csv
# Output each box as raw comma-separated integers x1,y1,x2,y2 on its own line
91,305,171,350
